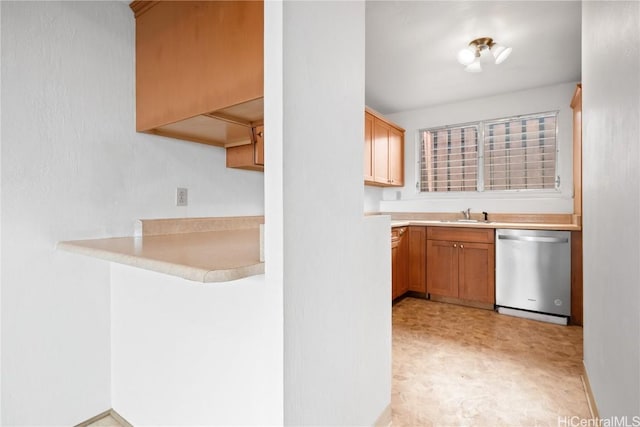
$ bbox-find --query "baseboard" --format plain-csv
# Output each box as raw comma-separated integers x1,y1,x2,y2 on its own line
582,362,600,420
429,294,494,311
75,409,112,427
497,306,569,325
110,409,134,427
373,404,392,427
74,408,133,427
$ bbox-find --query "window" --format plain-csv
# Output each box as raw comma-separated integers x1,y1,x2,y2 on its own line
419,111,558,193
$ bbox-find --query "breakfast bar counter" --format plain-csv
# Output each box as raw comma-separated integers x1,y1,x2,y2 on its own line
58,216,264,283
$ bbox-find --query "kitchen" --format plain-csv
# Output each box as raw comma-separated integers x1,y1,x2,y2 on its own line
1,1,638,426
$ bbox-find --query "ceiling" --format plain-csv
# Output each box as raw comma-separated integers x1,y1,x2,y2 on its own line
365,1,581,114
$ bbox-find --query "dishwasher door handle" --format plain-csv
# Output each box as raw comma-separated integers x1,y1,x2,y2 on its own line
498,235,569,244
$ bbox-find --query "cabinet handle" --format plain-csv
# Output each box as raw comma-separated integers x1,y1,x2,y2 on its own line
453,243,457,248
257,131,264,138
460,244,464,249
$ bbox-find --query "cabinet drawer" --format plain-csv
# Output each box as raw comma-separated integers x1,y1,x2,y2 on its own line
427,227,494,244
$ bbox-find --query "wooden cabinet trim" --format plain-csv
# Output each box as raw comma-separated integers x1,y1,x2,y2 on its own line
571,83,583,218
130,1,158,18
365,106,405,132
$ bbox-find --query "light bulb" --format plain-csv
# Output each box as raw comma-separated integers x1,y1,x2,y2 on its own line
465,59,482,73
492,44,512,64
457,47,476,66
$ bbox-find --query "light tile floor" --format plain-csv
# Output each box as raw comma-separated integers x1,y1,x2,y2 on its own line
392,297,591,426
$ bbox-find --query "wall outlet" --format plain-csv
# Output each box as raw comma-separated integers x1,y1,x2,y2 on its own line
176,187,188,206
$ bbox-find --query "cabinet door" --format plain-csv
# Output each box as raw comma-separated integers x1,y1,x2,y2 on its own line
373,119,391,184
458,242,495,304
388,126,404,186
226,126,264,171
364,113,374,182
408,227,426,292
427,240,458,298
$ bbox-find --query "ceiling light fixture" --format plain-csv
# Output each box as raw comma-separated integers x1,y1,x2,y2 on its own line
457,37,512,72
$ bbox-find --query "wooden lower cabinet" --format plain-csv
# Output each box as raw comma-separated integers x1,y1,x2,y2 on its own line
408,226,426,293
426,239,458,298
571,231,583,325
458,242,495,304
391,227,409,300
426,227,495,307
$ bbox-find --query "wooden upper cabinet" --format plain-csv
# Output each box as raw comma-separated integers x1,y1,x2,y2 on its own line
130,1,264,147
388,127,404,186
373,119,391,184
364,113,374,182
226,126,264,171
364,108,404,187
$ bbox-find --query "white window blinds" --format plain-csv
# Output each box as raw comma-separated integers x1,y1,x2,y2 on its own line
420,124,478,192
483,113,557,191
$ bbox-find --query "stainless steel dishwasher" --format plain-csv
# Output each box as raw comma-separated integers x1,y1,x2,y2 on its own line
495,229,571,324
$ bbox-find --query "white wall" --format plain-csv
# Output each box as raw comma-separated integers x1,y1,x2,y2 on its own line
582,1,640,418
1,2,263,424
379,82,578,214
282,2,391,424
110,266,282,425
364,186,382,213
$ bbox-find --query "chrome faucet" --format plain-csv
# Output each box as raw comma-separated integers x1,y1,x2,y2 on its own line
462,208,471,220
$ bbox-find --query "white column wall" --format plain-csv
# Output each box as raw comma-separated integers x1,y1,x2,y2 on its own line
110,266,282,425
263,0,285,423
282,1,391,425
1,2,264,424
582,1,640,418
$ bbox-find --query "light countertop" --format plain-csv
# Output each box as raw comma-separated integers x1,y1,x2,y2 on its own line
58,217,264,283
390,219,580,231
